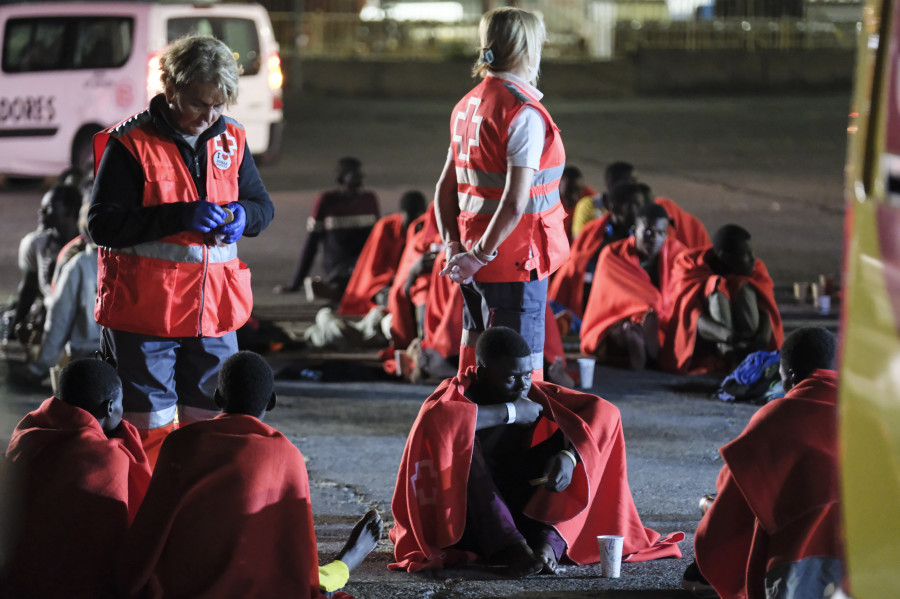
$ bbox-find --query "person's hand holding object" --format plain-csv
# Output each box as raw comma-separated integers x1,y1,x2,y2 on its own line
216,203,246,244
187,201,229,232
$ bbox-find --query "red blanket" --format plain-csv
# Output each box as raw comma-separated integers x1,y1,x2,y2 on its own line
580,236,686,356
661,247,783,374
389,374,682,571
654,197,710,250
116,414,327,599
548,215,611,318
338,213,406,316
420,256,463,360
2,398,151,599
388,210,441,350
695,370,842,599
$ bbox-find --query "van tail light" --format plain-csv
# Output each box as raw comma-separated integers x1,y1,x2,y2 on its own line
267,51,284,91
146,51,163,102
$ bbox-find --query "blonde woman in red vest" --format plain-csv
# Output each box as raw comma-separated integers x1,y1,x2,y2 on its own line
435,7,569,379
88,35,275,466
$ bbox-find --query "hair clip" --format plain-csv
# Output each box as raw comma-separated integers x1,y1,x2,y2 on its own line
483,48,494,64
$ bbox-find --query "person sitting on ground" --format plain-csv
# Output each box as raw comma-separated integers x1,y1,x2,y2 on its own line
661,224,783,374
639,183,711,250
24,202,100,384
580,203,687,370
390,326,682,576
0,359,151,599
6,183,82,344
337,190,427,317
557,165,597,241
549,179,643,319
117,350,382,598
571,160,635,238
277,157,380,302
684,327,843,598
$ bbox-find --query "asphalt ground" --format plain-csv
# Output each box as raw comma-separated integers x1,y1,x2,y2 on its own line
0,90,849,597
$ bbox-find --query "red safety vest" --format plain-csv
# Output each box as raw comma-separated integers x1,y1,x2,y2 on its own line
451,75,568,282
93,114,252,338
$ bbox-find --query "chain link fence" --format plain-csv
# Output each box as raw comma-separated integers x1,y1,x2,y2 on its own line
257,0,863,59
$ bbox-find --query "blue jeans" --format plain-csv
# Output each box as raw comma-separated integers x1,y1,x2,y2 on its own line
460,277,547,371
101,328,237,429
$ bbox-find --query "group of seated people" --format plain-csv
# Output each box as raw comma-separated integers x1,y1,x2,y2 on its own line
297,159,783,386
0,324,843,598
0,158,841,597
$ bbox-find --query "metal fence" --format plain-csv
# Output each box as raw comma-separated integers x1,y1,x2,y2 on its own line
258,0,863,59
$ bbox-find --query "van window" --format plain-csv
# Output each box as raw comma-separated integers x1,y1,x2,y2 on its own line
2,17,133,73
167,17,261,76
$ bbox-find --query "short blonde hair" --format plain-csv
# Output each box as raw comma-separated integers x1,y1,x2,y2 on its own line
160,35,241,105
472,7,545,81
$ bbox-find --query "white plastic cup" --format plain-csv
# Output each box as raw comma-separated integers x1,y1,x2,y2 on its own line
597,534,624,578
818,295,831,315
577,358,596,389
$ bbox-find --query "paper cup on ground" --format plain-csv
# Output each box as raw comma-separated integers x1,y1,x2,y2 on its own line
817,295,831,315
577,358,596,388
597,534,624,578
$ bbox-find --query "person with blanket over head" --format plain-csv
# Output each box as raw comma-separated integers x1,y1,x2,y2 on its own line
580,203,687,370
390,326,683,577
0,358,151,599
683,326,843,598
661,223,783,374
116,351,382,599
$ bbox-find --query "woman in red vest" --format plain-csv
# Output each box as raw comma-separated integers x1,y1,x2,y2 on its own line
88,35,274,465
435,7,569,378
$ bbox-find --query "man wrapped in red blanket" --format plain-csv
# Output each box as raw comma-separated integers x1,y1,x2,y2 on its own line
1,359,151,599
580,203,687,370
117,351,382,599
390,327,683,577
662,224,783,374
685,327,843,598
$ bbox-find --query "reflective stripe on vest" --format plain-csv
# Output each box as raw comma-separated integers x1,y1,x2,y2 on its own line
107,240,237,264
456,164,565,208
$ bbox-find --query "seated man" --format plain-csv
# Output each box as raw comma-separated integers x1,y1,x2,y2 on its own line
390,327,682,576
571,161,635,238
117,351,382,599
25,203,100,385
581,203,687,370
557,165,597,242
337,190,426,317
7,183,82,345
277,157,381,302
1,358,151,599
685,327,843,598
549,180,643,319
662,224,783,374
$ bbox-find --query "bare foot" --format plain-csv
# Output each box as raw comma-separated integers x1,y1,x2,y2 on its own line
492,540,543,578
533,541,559,574
336,509,382,571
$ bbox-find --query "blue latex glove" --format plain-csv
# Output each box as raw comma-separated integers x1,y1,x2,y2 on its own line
217,202,246,244
188,202,228,232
